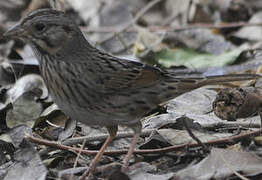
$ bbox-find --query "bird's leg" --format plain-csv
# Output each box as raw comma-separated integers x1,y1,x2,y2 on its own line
80,125,118,180
122,122,142,172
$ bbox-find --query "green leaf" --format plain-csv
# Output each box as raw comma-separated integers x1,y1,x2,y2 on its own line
156,48,242,68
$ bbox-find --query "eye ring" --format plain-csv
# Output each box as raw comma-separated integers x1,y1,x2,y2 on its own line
34,23,46,32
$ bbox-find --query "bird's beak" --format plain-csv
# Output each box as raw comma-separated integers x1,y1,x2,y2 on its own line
3,24,26,39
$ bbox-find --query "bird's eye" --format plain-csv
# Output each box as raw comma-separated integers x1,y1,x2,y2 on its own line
34,23,46,32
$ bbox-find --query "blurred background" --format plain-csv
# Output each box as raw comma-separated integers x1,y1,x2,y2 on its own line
1,1,262,180
1,0,262,74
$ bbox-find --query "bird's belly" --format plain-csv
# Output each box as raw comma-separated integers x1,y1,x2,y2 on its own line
53,98,109,126
44,72,142,127
52,95,140,127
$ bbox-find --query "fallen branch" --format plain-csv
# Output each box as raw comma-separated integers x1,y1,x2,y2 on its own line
27,128,262,155
82,22,262,33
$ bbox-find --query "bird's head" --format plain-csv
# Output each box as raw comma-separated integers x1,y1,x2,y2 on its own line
4,9,81,55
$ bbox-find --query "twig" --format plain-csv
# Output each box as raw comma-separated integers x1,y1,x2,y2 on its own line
27,128,262,155
38,129,154,156
219,152,250,180
69,139,87,180
63,129,153,146
136,31,166,58
182,116,209,152
82,22,262,34
111,42,134,55
98,0,163,44
114,33,131,54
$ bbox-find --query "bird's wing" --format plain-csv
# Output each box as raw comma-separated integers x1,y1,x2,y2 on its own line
99,58,164,91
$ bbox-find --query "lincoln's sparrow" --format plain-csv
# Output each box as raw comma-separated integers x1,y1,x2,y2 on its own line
4,9,259,178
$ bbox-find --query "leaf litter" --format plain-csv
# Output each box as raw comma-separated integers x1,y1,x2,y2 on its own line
0,0,262,179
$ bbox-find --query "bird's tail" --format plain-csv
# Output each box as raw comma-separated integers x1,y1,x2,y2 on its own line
172,73,261,91
197,73,260,86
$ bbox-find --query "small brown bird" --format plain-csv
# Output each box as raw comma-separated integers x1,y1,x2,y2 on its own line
4,9,259,178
